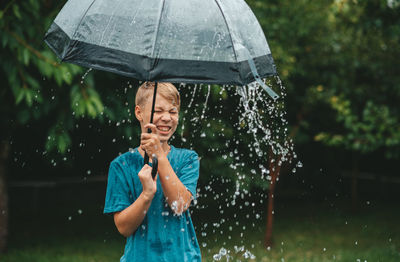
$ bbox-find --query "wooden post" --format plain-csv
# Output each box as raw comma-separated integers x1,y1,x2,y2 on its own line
264,152,281,248
351,152,359,213
263,110,304,249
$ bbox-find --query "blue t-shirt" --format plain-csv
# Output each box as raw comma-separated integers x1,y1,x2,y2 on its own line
103,145,201,262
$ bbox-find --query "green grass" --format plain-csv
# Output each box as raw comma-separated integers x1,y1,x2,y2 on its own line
196,200,400,262
2,198,400,262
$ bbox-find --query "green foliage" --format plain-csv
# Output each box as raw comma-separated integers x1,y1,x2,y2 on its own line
46,119,72,154
0,0,109,155
315,93,400,153
70,82,104,119
308,1,400,158
247,0,400,160
1,0,399,178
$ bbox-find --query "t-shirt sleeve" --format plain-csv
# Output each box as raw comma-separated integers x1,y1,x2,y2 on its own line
178,150,200,200
103,160,132,214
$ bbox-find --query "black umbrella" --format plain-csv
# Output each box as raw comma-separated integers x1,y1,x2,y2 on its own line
44,0,279,168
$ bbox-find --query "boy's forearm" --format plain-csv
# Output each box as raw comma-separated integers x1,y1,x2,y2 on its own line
157,156,192,214
114,192,154,237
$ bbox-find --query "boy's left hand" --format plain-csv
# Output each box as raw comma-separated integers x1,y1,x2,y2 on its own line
141,123,165,159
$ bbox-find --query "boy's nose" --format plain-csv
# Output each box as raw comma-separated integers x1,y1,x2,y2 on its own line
160,112,172,121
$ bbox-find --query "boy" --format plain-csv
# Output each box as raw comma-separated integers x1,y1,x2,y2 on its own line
103,82,201,261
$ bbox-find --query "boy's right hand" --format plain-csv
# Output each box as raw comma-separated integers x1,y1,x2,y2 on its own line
138,164,157,200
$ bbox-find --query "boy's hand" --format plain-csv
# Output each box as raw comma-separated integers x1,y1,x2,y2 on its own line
138,164,157,200
141,123,165,159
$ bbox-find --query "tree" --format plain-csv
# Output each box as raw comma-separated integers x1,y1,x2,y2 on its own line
0,0,111,252
247,0,334,247
311,0,400,211
247,0,400,246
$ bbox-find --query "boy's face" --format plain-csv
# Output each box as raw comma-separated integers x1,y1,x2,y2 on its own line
135,94,179,144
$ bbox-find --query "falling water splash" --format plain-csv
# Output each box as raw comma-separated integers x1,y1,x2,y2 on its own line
188,84,198,108
221,78,296,191
181,84,198,141
178,84,214,148
176,78,298,261
214,78,296,261
80,68,93,84
200,85,211,120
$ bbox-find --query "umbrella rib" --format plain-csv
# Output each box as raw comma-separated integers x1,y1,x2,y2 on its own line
99,0,125,46
213,0,238,63
149,0,166,76
66,0,98,60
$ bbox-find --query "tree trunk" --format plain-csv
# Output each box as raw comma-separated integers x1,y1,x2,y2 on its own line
351,153,359,213
0,140,10,253
264,153,281,248
263,110,304,249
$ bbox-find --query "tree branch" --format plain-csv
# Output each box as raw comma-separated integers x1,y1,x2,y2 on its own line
5,28,59,67
17,68,28,89
1,0,18,17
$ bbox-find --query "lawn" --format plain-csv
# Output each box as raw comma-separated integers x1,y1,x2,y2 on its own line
198,199,400,262
2,186,399,262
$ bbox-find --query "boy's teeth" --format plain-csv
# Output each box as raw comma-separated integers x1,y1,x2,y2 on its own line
158,126,170,131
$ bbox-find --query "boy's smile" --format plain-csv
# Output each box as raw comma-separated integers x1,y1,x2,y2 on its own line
157,125,172,134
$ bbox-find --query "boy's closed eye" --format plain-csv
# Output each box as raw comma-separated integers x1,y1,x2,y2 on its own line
154,108,178,114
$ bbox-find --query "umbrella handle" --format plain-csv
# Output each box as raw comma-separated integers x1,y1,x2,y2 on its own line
151,156,158,179
144,82,158,165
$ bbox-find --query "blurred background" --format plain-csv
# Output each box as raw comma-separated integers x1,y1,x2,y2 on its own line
1,0,399,261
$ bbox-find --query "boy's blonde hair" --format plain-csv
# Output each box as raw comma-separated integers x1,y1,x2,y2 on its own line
135,82,180,110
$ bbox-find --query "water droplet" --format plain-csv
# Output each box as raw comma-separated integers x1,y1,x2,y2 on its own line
219,247,227,256
213,254,221,261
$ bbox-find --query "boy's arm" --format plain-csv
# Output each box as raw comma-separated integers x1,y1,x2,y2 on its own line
157,155,193,215
113,193,153,237
141,124,193,215
113,165,157,237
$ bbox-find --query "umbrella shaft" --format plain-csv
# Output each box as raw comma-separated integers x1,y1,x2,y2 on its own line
149,82,158,124
144,82,158,165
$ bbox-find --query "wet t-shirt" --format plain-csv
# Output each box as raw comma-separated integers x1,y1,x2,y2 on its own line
103,145,201,262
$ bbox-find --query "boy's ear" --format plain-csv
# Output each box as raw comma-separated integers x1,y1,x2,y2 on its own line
135,105,143,122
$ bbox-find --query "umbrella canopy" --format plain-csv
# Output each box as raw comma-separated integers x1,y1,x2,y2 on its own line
44,0,280,165
45,0,277,88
